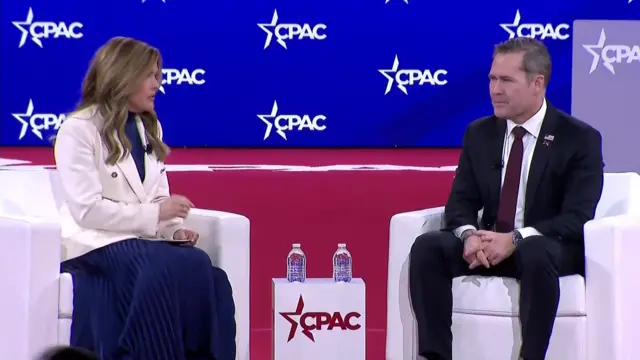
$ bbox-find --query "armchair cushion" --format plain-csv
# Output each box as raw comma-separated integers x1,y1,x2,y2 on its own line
452,275,585,316
58,273,73,319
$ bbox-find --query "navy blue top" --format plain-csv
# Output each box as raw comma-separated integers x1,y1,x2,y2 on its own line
125,112,146,182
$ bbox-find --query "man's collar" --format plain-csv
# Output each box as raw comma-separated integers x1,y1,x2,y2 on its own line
506,98,547,138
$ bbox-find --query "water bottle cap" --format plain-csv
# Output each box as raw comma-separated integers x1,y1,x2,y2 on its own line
338,243,346,247
292,243,301,248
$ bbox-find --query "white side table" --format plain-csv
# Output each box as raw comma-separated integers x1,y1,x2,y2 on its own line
272,278,366,360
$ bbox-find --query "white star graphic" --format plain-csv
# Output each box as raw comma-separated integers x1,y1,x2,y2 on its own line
378,55,408,95
385,0,409,3
12,7,41,48
12,99,35,140
142,0,166,3
500,9,521,39
258,10,286,49
257,101,287,140
583,29,615,74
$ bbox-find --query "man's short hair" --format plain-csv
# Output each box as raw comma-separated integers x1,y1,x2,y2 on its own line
39,346,99,360
493,37,552,87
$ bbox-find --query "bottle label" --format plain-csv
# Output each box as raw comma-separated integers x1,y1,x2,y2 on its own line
287,253,306,282
333,253,352,282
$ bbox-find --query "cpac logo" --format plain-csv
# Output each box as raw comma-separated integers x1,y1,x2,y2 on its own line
159,68,205,94
12,100,65,140
379,55,447,95
257,101,326,140
258,10,327,49
583,29,640,75
12,7,83,48
500,10,569,40
280,295,361,342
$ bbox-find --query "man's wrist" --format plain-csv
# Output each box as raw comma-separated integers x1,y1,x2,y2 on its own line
461,229,474,243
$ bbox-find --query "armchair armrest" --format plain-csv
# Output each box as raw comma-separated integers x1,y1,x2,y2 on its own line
386,207,444,359
185,209,250,268
584,215,640,360
0,215,61,360
183,208,250,360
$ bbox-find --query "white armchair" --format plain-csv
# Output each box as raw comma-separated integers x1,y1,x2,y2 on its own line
0,169,250,360
386,172,640,360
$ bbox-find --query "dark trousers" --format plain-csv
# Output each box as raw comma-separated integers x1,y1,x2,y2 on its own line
409,231,584,360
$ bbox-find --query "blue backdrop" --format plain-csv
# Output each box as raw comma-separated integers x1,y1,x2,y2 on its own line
1,0,638,147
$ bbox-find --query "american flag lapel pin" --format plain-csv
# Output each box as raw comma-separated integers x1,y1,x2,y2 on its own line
543,134,554,146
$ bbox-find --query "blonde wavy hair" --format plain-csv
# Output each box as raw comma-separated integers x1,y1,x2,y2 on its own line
74,36,169,164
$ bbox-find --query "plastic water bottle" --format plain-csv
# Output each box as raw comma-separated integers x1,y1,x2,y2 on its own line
333,243,352,283
287,243,306,283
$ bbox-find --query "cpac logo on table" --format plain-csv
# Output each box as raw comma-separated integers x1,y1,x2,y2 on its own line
583,28,640,75
258,10,327,49
379,55,447,95
257,101,326,140
159,68,206,94
500,10,570,40
280,295,361,342
12,7,83,48
12,99,65,140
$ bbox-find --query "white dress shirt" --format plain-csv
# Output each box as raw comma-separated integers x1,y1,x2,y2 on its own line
454,99,547,240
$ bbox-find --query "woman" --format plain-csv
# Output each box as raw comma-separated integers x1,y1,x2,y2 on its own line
54,36,236,360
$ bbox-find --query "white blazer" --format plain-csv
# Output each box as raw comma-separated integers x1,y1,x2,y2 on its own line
54,105,183,261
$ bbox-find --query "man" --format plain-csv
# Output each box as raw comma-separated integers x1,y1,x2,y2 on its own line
409,37,604,360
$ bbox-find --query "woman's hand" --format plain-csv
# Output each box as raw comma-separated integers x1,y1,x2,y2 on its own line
159,195,194,221
173,229,199,246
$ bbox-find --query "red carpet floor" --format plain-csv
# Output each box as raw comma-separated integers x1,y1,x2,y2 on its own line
0,148,460,359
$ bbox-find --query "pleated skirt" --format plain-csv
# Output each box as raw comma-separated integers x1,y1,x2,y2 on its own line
61,238,236,360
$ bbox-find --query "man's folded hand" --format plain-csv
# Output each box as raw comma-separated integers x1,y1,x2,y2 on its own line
463,233,490,269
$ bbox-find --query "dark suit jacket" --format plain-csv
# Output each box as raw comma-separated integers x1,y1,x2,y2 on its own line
444,103,604,243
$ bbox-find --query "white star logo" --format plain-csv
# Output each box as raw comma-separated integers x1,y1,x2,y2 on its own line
500,9,522,39
12,7,41,48
379,55,407,95
583,29,615,74
258,10,286,49
142,0,166,2
385,0,409,3
257,101,287,140
159,70,167,93
12,99,35,140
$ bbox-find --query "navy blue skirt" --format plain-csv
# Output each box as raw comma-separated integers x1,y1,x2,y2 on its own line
61,238,236,360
